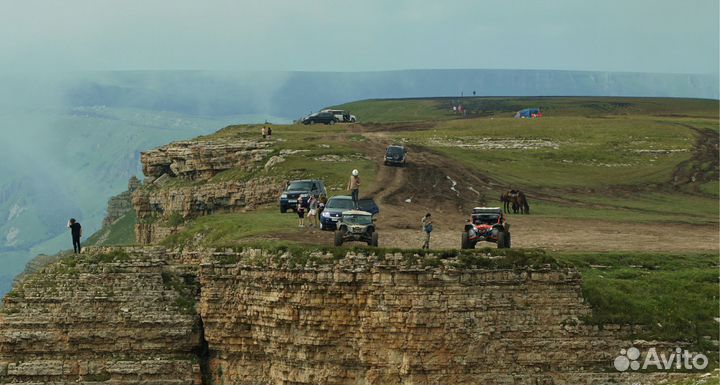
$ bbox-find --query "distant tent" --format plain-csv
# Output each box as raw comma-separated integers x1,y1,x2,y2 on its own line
514,108,542,118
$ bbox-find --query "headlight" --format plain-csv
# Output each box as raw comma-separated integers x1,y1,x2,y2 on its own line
322,211,331,218
281,194,287,199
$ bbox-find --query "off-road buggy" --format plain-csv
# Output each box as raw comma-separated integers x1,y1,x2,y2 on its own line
334,210,379,247
461,207,511,249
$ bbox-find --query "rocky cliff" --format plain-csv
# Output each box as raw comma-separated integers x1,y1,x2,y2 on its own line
0,247,696,385
133,139,285,244
0,248,200,384
102,176,141,228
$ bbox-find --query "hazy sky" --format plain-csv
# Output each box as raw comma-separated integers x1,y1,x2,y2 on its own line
1,0,718,74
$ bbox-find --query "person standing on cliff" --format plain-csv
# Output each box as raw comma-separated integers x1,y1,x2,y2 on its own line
267,125,272,139
347,169,360,209
421,213,433,249
67,218,82,254
261,126,267,139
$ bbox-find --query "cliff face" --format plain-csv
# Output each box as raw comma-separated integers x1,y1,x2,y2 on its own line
102,176,141,228
140,140,272,180
0,248,693,385
199,257,641,385
133,139,285,244
0,248,200,384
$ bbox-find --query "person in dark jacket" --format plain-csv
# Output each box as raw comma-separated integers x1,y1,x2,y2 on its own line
67,218,82,254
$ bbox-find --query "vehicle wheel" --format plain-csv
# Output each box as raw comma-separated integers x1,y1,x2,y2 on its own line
505,232,511,248
461,232,469,249
309,120,315,125
280,206,287,213
371,232,379,247
497,231,507,249
319,222,324,230
329,120,336,125
334,230,344,246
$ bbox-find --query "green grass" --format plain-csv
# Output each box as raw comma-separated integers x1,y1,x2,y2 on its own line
335,97,719,123
85,211,138,246
389,114,717,224
160,208,298,248
525,193,718,225
699,181,719,197
556,252,719,353
398,116,695,188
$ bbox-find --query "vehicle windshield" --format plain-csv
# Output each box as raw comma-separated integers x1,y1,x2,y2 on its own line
386,146,404,155
472,214,499,225
343,214,372,225
287,181,314,191
326,198,355,210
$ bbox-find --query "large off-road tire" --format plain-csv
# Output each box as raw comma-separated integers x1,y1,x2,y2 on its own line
461,232,470,249
334,230,344,247
505,232,512,248
370,232,379,247
496,231,507,249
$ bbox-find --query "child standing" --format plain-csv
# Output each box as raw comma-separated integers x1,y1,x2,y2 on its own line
297,203,305,227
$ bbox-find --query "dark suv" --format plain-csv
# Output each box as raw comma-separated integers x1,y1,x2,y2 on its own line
384,145,407,166
279,179,327,213
301,112,338,125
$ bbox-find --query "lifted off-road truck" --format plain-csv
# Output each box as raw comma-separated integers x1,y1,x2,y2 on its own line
334,210,379,247
461,207,511,249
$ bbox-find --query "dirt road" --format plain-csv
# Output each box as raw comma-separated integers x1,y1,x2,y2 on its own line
273,130,719,253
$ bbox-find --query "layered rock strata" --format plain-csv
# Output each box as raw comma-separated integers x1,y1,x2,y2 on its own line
141,140,273,181
0,247,702,385
133,139,284,244
102,176,141,227
0,248,200,384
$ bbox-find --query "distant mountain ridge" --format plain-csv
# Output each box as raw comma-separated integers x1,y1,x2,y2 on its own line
66,69,719,119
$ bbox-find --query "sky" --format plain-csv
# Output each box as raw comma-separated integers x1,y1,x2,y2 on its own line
0,0,718,74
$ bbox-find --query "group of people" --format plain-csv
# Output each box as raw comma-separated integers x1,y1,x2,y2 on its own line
296,194,326,227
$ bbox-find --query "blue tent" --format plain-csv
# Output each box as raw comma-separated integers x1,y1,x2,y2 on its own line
514,108,541,118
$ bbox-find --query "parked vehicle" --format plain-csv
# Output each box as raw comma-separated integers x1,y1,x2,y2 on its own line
321,109,357,123
384,145,407,166
319,196,379,230
301,111,338,125
460,207,511,249
334,210,378,246
279,179,327,213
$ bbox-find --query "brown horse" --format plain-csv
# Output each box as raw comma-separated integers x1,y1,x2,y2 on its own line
500,191,514,213
500,190,530,214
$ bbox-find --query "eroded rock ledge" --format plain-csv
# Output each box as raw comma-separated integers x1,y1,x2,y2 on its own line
0,247,696,385
133,139,285,244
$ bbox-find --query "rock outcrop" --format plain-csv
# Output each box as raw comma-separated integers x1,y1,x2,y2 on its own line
0,247,700,385
102,176,141,227
133,139,285,244
141,140,273,181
